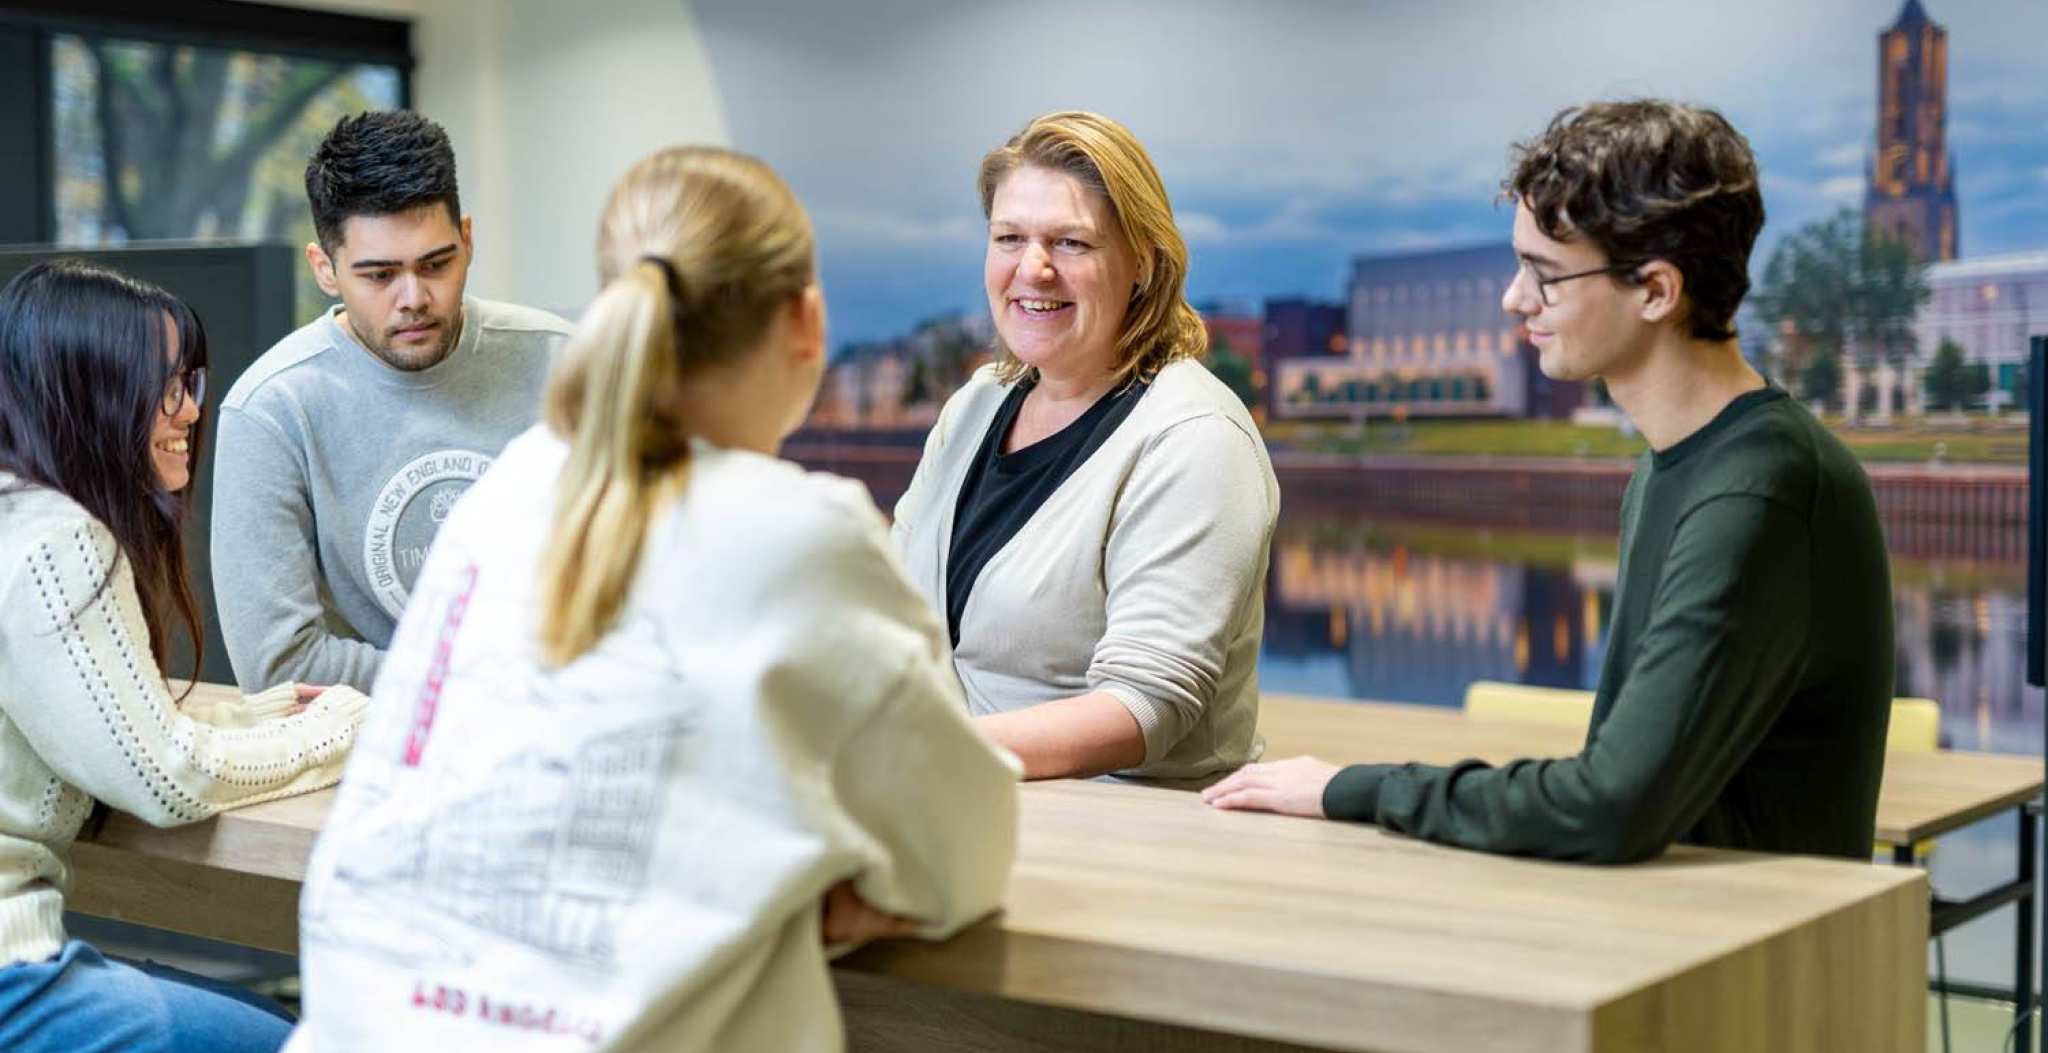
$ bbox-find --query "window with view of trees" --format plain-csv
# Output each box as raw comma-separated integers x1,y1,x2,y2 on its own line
48,32,402,319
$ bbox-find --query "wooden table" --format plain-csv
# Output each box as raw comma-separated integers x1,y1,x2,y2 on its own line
72,687,1933,1053
1263,694,2046,1052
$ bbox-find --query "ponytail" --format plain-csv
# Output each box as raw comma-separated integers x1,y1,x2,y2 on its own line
535,260,689,665
533,145,815,666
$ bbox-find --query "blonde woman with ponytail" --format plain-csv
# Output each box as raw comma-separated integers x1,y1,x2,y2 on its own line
283,147,1020,1053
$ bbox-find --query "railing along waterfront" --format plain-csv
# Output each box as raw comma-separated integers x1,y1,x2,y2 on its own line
782,438,2030,563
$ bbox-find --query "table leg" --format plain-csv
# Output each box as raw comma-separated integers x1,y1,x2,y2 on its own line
2017,805,2037,1053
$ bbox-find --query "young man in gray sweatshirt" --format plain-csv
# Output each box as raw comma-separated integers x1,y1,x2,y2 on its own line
213,112,571,693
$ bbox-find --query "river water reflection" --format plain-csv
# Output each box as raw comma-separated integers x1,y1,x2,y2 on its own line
1257,510,2043,990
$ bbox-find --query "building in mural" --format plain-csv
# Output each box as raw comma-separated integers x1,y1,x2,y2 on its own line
1915,251,2048,411
1866,0,1958,263
1863,1,2046,415
1197,300,1267,414
1199,302,1264,373
809,310,994,430
1272,243,1581,420
1259,297,1347,417
1263,298,1347,362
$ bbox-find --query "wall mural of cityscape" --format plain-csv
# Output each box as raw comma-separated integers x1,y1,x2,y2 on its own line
696,0,2048,439
696,3,2048,990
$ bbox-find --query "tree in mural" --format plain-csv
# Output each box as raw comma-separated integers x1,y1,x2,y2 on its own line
83,40,350,240
1205,335,1258,410
1750,208,1929,421
1800,348,1843,411
1923,339,1990,412
898,315,989,410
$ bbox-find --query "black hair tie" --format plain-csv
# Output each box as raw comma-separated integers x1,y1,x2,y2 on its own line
641,255,687,302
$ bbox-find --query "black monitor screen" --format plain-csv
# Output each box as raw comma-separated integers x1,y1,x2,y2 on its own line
0,242,300,684
2032,335,2045,687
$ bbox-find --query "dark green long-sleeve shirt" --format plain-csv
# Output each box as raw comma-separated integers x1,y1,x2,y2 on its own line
1322,387,1894,862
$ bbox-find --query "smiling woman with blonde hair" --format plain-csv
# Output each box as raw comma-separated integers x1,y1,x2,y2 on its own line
892,111,1280,781
285,145,1018,1053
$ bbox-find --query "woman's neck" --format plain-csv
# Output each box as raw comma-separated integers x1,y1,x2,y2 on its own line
1031,356,1120,407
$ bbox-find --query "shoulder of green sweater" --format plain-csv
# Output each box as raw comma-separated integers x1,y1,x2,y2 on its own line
1670,399,1838,515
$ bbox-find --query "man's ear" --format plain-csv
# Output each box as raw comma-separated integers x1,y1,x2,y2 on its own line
459,214,474,259
1635,259,1685,327
306,242,341,298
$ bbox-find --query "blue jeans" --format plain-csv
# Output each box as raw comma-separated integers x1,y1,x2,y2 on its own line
0,940,293,1053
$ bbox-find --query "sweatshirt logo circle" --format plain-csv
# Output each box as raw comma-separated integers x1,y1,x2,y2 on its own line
365,449,491,619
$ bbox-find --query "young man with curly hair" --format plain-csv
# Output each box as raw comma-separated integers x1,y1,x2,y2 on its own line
1205,99,1895,863
213,111,572,693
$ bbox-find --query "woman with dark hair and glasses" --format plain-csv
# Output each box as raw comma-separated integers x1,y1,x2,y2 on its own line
0,259,367,1053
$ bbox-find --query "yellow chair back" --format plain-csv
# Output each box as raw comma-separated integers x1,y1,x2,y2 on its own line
1461,681,1942,753
1461,681,1594,730
1886,697,1940,753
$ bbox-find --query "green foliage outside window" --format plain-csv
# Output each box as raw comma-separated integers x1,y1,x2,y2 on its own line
52,34,402,323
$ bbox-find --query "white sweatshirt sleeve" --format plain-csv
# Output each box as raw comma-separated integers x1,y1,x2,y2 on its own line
747,478,1018,939
828,634,1020,940
3,515,366,828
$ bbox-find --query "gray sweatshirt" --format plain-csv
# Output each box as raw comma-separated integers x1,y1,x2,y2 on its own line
212,297,571,692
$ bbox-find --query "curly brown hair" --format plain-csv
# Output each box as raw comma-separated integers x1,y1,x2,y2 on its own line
1505,100,1764,342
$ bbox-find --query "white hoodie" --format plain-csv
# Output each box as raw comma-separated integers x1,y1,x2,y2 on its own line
286,426,1019,1053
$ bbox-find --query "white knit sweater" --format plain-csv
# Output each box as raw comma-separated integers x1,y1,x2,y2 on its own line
0,476,367,966
892,360,1279,778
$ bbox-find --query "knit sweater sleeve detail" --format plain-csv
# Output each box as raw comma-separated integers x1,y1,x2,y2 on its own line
6,516,365,828
1089,413,1273,766
178,682,302,728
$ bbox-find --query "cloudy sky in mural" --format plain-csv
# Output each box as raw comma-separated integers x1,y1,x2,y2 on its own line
695,0,2048,344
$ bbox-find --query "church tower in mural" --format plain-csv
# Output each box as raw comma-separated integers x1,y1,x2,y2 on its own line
1866,0,1958,261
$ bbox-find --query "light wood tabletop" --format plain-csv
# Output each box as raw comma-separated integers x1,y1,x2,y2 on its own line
69,684,1934,1053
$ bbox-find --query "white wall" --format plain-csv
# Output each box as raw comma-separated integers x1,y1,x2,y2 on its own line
276,0,731,317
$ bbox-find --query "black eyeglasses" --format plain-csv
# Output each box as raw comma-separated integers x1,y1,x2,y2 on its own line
162,367,207,416
1517,259,1645,307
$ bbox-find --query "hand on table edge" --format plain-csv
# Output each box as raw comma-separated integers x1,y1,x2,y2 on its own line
1200,756,1342,818
820,877,921,951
